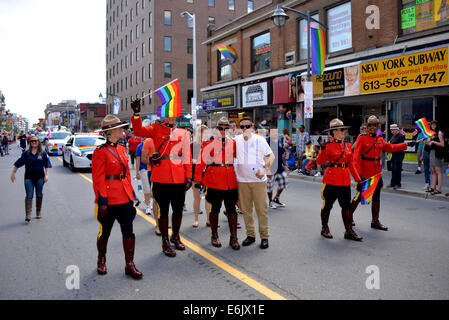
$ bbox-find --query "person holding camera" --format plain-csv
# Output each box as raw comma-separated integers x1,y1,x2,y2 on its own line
194,117,240,250
91,114,143,279
317,119,364,241
130,99,192,258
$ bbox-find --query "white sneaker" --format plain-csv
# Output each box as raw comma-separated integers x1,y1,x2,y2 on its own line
269,201,277,209
424,184,430,190
314,172,321,177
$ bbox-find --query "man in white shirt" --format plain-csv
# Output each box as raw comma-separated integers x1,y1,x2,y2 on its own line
234,117,275,249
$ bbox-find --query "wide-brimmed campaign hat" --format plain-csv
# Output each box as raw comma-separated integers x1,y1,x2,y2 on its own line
323,118,351,132
367,115,382,125
100,114,129,132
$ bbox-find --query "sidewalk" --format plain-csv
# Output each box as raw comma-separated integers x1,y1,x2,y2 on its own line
288,168,449,203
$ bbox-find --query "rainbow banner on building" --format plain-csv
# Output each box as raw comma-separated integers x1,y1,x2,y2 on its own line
156,79,181,118
414,117,436,140
311,27,327,75
216,44,238,64
359,173,381,205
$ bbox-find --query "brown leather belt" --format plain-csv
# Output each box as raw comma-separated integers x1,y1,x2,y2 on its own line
105,173,126,180
209,163,234,167
329,163,349,168
361,155,380,161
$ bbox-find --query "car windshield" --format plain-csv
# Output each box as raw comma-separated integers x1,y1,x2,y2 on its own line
75,137,104,147
49,132,70,140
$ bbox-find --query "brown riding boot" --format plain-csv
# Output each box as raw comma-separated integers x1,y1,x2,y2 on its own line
320,209,333,239
123,237,143,279
210,213,222,248
96,238,108,275
371,201,388,231
227,212,240,250
170,215,186,250
36,196,43,219
159,217,176,257
350,198,359,226
25,198,32,222
342,209,363,241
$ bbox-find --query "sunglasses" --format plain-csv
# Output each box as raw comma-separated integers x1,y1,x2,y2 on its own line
367,123,378,127
30,140,39,143
217,126,229,131
240,125,252,129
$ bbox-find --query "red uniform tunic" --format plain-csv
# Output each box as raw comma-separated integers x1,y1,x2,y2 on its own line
353,134,407,178
131,116,192,183
194,138,238,190
317,140,361,186
92,142,135,205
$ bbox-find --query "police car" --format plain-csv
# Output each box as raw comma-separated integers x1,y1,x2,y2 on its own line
62,134,106,171
46,131,71,156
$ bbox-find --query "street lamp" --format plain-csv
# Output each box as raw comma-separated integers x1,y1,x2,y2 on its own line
180,11,197,130
271,4,327,132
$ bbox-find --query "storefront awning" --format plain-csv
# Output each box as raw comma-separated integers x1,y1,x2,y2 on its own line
272,75,296,104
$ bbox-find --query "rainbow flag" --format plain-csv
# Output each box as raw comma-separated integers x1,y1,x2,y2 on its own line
286,110,292,120
311,27,326,75
445,167,449,177
359,173,381,205
216,44,238,64
260,120,267,126
414,117,436,140
156,79,182,118
78,146,97,154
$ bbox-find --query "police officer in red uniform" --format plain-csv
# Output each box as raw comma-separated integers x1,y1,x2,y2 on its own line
317,119,363,241
92,114,142,279
351,115,415,231
130,99,192,257
194,117,240,250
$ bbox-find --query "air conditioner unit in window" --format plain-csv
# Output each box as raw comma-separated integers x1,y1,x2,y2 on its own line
285,51,295,65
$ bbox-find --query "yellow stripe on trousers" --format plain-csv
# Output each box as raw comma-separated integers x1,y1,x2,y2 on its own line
321,183,327,210
60,156,288,300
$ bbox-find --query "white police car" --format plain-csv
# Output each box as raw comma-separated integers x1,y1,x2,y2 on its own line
46,131,71,156
62,134,106,171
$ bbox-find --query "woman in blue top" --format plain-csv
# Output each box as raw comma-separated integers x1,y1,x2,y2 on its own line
11,135,52,222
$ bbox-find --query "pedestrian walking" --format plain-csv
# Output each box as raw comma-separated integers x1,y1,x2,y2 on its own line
127,133,141,170
293,124,310,172
195,117,240,250
351,115,415,231
17,131,27,152
234,116,275,249
415,131,424,175
2,133,9,155
135,139,153,214
10,135,51,222
192,124,211,228
427,120,445,195
267,139,288,209
131,99,192,258
91,114,143,279
317,119,363,241
389,124,405,189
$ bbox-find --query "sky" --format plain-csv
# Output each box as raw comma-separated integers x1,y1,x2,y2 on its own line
0,0,106,124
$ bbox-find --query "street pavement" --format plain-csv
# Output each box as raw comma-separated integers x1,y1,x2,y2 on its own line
0,145,448,300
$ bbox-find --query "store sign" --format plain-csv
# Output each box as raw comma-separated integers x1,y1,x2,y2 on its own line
304,81,313,119
327,2,352,53
360,46,449,94
202,87,236,110
401,7,416,29
242,82,268,108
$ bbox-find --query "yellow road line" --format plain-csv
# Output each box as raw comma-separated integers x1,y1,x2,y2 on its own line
57,156,287,300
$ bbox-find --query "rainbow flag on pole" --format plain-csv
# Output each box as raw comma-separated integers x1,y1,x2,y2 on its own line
156,79,182,118
359,173,381,205
414,117,436,140
216,44,238,64
444,167,449,177
311,27,327,75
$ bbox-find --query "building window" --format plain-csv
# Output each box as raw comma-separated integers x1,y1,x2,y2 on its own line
130,30,133,43
228,0,235,10
251,32,270,72
130,8,133,21
149,12,152,27
298,14,319,60
136,47,139,61
187,89,194,104
401,0,449,35
187,38,193,54
327,2,352,53
164,11,172,25
125,55,128,68
248,0,254,13
136,1,139,15
164,62,172,78
130,73,133,87
142,67,145,82
208,17,215,25
136,70,139,85
187,64,193,79
209,0,215,7
142,42,145,57
187,0,193,3
130,51,133,65
149,37,152,52
187,15,193,28
164,36,172,51
142,18,145,33
142,0,145,9
149,63,153,78
218,50,232,81
136,24,139,38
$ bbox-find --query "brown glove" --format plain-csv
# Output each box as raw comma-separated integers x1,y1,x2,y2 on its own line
131,98,141,115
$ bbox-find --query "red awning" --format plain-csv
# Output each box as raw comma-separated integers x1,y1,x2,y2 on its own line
272,75,296,104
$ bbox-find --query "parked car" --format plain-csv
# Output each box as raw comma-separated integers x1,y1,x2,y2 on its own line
46,131,71,156
62,134,106,171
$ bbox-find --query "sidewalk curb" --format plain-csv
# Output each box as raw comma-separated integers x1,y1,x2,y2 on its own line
288,172,449,203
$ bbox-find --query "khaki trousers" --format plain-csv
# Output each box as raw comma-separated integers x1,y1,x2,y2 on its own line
238,181,269,239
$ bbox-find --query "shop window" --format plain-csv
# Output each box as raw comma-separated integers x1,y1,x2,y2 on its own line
251,32,271,72
218,50,232,81
401,0,449,35
389,98,433,128
298,14,319,60
327,2,352,53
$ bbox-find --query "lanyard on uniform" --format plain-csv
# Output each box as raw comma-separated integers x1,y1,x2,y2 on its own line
202,139,228,179
105,145,127,177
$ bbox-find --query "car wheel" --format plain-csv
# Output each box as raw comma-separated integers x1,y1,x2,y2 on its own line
70,156,77,172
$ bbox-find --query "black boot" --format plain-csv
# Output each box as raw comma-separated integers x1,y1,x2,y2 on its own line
159,217,176,257
342,209,363,241
371,201,388,230
320,209,333,239
170,215,185,250
97,238,108,275
228,213,240,250
210,213,221,247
